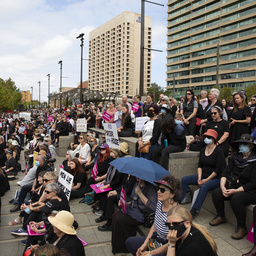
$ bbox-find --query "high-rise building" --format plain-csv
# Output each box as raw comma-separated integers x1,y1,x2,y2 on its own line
167,0,256,98
89,11,152,96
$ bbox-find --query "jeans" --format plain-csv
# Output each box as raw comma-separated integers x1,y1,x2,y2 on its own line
180,174,220,211
18,184,33,206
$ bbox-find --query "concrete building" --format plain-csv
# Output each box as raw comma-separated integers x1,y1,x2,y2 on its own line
21,90,32,102
89,11,152,96
167,0,256,98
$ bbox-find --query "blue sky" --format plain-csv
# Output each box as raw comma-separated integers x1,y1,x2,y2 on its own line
0,0,167,102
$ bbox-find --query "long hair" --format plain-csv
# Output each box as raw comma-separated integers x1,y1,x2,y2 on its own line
167,205,217,253
69,158,87,182
161,117,176,137
185,89,195,101
233,92,247,112
98,147,110,163
121,104,130,126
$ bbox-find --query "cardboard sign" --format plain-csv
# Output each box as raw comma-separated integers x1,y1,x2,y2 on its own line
132,102,140,112
247,222,254,244
103,123,120,149
102,111,113,122
33,151,39,166
90,184,112,194
47,115,54,122
19,112,31,121
58,169,74,200
92,162,98,180
120,187,127,213
135,117,150,131
76,118,87,132
13,114,19,120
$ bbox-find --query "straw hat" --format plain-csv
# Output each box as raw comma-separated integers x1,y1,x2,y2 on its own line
119,142,129,154
38,150,47,158
48,211,76,235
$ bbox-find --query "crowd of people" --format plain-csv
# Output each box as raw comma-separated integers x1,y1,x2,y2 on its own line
0,88,255,256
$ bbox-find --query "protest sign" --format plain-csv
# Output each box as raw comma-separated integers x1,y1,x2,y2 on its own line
47,115,54,122
0,123,2,128
103,123,120,149
120,187,127,213
92,162,98,180
247,222,254,244
132,102,140,112
76,118,87,132
19,112,31,121
13,114,19,120
33,151,38,166
90,184,112,194
58,169,74,200
135,117,150,131
102,111,113,122
27,225,46,236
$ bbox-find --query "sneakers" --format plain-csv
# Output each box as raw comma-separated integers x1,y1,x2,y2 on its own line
11,228,28,236
95,210,103,216
21,239,27,246
209,216,227,226
231,227,247,240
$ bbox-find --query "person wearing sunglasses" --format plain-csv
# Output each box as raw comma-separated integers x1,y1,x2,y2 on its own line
73,133,90,165
166,205,217,256
83,136,99,172
180,129,226,218
126,175,182,256
205,106,230,157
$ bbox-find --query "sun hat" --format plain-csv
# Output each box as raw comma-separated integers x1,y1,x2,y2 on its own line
154,180,174,191
231,134,256,148
99,143,109,149
202,129,218,142
119,142,129,154
48,210,76,235
38,150,47,158
11,140,19,146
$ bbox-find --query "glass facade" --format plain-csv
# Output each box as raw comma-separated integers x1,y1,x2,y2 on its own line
167,0,256,99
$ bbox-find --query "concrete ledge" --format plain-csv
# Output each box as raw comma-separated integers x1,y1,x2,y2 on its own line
56,133,74,156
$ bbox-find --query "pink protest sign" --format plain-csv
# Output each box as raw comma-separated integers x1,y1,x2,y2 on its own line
247,222,254,244
132,102,140,112
59,165,64,169
92,162,98,180
90,184,112,194
77,236,88,246
120,188,127,213
102,111,113,122
47,115,54,122
27,225,45,236
67,118,70,122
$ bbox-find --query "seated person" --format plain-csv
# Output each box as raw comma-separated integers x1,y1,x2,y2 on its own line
2,150,18,178
117,104,133,137
83,136,99,172
73,133,91,165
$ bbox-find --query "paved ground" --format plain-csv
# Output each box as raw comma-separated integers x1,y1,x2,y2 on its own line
0,151,254,256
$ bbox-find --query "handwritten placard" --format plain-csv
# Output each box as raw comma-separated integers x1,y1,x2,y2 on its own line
92,162,98,180
90,184,112,194
135,117,150,131
103,123,120,149
120,187,127,213
47,115,54,122
102,111,113,122
132,102,140,112
76,118,87,132
58,169,74,200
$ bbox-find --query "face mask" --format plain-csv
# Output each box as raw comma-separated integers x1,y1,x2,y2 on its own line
35,161,40,166
239,144,250,154
175,120,183,125
89,142,95,147
160,109,166,115
204,138,213,145
169,223,187,237
148,112,154,118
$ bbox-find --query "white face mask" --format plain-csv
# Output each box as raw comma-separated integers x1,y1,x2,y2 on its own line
204,137,213,145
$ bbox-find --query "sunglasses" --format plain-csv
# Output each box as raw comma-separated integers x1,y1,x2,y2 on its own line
205,136,213,139
43,179,50,183
79,137,83,139
149,109,154,113
165,220,186,229
211,112,218,115
157,186,169,193
44,190,53,194
89,141,94,143
161,99,166,101
251,99,256,101
186,93,192,95
99,148,106,151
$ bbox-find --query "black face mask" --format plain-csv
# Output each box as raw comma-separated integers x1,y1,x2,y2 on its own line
148,112,154,118
169,223,187,237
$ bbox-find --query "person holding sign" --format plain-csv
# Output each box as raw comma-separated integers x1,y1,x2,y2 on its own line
117,104,133,137
106,100,117,123
133,95,143,118
137,104,161,160
126,175,182,256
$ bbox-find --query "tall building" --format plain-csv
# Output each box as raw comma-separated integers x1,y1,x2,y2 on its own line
89,11,152,96
21,90,32,102
167,0,256,98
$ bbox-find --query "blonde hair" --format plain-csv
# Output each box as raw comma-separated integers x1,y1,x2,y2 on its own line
44,172,58,183
167,205,217,253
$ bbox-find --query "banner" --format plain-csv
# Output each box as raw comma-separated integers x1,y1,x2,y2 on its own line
58,169,74,200
132,102,140,112
135,117,150,131
76,118,87,132
92,162,98,180
120,187,127,213
103,123,120,149
102,111,113,122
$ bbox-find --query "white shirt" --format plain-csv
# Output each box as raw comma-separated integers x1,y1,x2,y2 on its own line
142,120,155,142
74,143,91,161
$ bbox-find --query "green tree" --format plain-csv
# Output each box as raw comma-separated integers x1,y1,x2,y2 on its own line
245,83,256,99
0,78,22,112
147,82,165,102
219,87,232,102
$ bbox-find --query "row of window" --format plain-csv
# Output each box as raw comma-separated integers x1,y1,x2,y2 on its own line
221,60,256,71
222,0,254,13
221,71,256,79
168,4,190,18
222,49,256,61
167,62,190,71
168,37,190,48
193,1,220,16
167,54,190,63
222,27,256,41
222,17,256,32
222,38,256,51
192,28,219,41
222,6,256,23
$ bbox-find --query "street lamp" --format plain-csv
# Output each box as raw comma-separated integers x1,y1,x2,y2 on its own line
58,60,62,108
38,81,41,108
76,33,84,104
31,86,33,102
47,74,50,106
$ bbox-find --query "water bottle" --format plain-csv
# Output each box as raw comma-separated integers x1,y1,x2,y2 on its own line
164,139,168,148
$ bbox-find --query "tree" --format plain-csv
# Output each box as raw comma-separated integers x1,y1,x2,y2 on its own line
219,87,232,101
0,78,22,112
245,83,256,99
147,82,165,102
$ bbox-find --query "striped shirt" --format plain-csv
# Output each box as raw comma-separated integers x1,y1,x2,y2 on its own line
154,201,169,240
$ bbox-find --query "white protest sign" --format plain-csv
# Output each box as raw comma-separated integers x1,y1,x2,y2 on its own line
76,118,87,132
58,169,74,200
103,123,120,149
13,114,19,120
135,117,150,131
19,112,31,121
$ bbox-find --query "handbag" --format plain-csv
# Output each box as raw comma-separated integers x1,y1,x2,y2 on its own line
225,174,240,189
196,117,201,127
138,144,151,154
143,209,155,228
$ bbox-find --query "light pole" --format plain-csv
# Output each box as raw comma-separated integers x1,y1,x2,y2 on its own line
76,33,84,104
47,74,50,106
31,86,33,102
58,60,62,108
38,81,41,108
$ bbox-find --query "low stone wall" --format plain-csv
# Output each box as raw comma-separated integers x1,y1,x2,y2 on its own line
55,133,74,157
